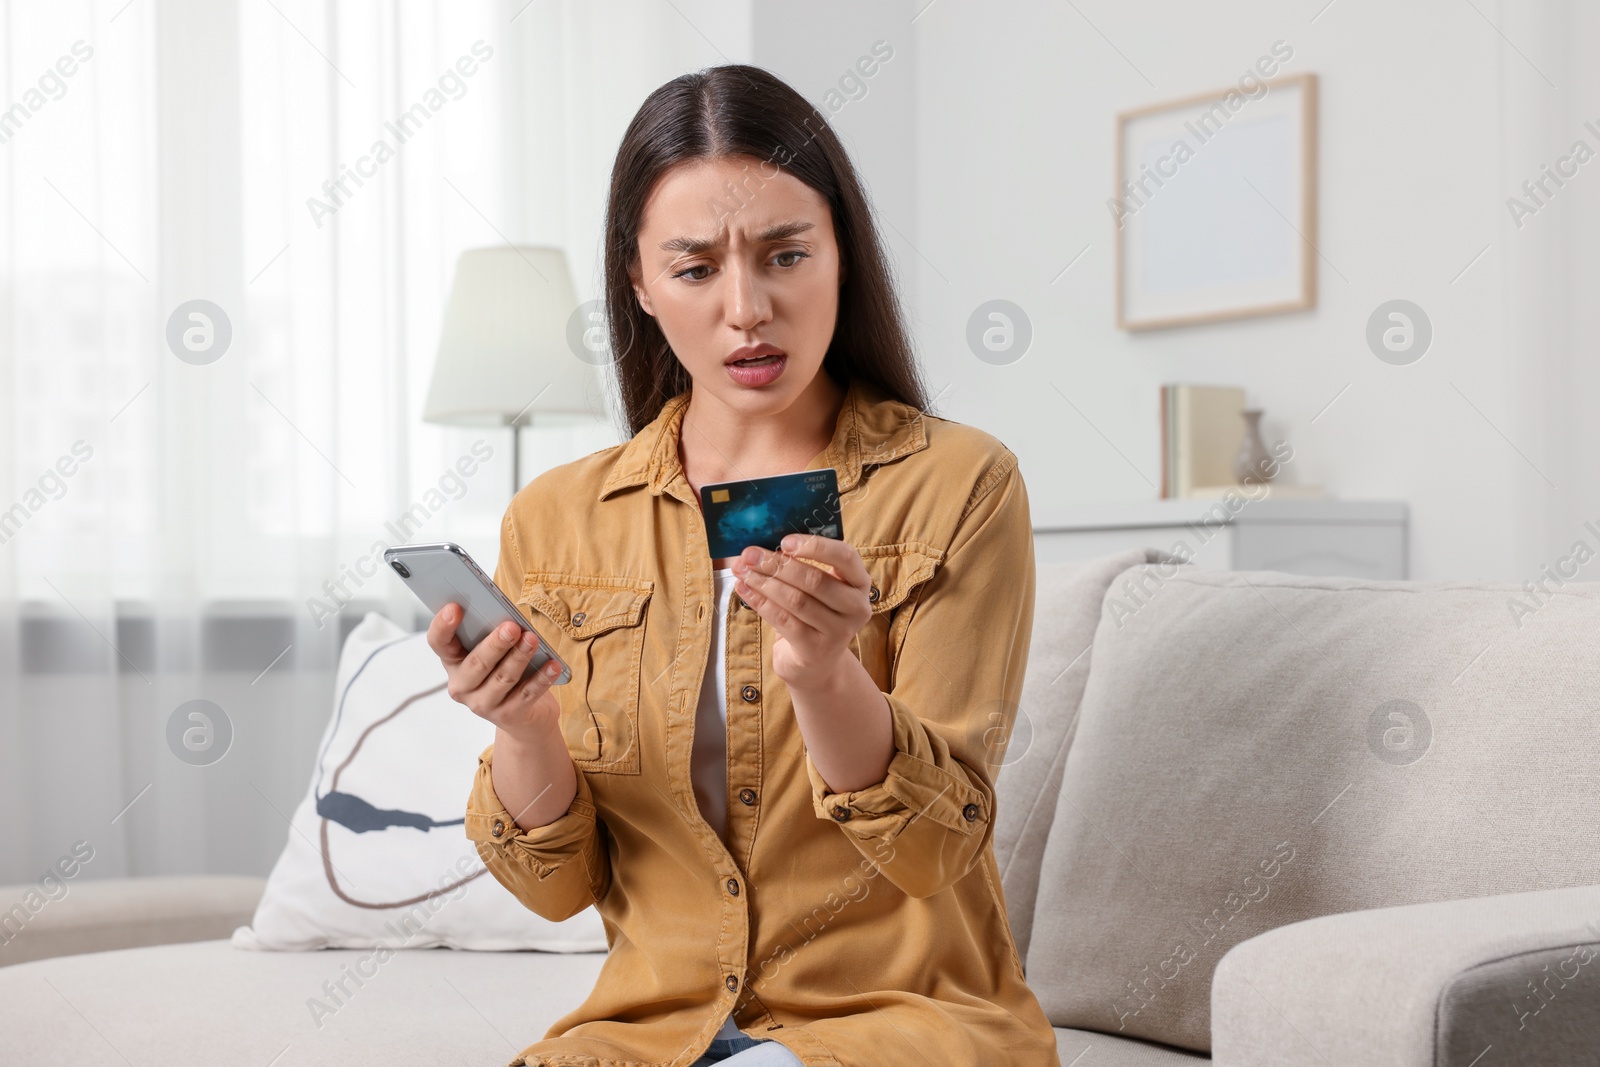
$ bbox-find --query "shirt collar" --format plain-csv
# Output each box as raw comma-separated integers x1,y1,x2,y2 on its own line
598,376,928,501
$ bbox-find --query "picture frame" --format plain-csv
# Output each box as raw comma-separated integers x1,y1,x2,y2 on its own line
1114,72,1318,331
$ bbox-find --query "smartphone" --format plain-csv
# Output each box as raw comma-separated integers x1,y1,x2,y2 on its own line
383,542,572,685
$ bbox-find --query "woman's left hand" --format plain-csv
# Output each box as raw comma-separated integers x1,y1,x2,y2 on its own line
731,533,873,688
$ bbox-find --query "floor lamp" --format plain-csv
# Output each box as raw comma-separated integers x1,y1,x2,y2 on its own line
421,247,601,498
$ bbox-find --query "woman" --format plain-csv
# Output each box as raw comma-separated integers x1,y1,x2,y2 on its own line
433,64,1058,1067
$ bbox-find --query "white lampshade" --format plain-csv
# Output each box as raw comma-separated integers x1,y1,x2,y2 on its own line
422,246,602,427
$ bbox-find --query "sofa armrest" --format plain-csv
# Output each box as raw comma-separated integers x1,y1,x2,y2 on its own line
0,875,266,967
1211,883,1600,1067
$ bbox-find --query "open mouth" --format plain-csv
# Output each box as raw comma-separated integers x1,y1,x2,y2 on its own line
729,353,784,367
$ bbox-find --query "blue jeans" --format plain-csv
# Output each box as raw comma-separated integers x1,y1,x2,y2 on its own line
689,1031,805,1065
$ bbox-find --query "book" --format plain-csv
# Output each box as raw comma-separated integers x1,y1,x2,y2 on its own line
1159,385,1170,499
1161,384,1246,499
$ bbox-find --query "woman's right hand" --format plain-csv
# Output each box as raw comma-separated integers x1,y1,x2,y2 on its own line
427,604,563,738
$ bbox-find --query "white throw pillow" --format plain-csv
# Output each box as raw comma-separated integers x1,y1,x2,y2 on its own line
233,611,607,952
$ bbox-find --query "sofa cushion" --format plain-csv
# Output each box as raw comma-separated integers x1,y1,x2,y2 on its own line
994,548,1177,961
0,875,263,967
237,611,606,953
0,938,602,1066
0,939,1208,1067
1026,564,1600,1052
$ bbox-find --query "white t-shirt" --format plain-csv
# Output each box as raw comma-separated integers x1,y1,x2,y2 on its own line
693,567,746,1041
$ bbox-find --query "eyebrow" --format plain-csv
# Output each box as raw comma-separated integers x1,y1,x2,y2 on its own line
658,220,815,256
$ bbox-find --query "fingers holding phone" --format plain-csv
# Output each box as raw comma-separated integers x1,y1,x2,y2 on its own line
387,541,570,737
428,604,562,737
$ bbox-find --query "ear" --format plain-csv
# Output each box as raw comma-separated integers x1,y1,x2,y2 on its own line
629,264,656,318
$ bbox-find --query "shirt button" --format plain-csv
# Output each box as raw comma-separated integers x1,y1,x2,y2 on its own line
868,584,880,603
571,611,586,626
491,820,505,838
725,974,740,992
831,806,851,822
738,788,757,806
962,803,980,822
726,877,740,896
740,685,759,703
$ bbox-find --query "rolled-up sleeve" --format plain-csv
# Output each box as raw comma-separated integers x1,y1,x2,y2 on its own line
465,741,612,922
805,450,1035,899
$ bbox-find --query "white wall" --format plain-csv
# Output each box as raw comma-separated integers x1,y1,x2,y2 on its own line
1497,4,1600,589
905,0,1598,582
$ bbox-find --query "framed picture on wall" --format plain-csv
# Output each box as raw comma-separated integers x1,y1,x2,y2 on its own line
1114,72,1318,331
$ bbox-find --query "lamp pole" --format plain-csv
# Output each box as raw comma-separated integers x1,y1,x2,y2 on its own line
510,420,522,498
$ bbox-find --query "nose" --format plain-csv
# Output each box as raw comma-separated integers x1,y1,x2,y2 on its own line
723,257,772,333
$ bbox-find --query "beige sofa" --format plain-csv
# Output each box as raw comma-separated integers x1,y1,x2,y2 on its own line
3,549,1596,1066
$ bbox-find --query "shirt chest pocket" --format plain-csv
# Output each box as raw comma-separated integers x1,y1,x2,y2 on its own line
517,571,653,775
851,541,945,692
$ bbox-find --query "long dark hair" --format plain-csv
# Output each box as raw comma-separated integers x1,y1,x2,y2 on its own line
602,64,929,437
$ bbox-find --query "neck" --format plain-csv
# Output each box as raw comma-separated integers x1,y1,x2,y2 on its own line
679,372,847,491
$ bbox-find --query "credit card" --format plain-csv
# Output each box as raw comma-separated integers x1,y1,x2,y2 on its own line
702,467,843,559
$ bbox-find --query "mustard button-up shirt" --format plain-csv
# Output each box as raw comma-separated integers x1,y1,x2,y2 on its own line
465,376,1058,1067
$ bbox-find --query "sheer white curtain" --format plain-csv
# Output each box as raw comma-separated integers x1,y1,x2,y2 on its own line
0,0,633,883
